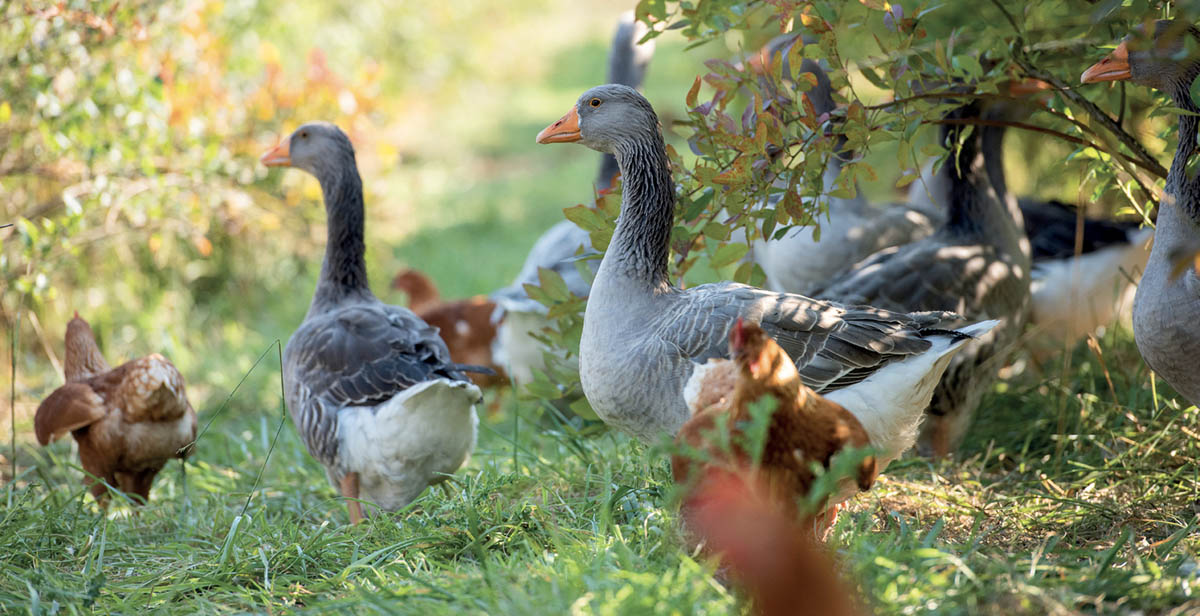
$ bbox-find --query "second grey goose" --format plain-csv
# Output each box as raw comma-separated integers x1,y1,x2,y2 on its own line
536,84,997,471
750,35,939,295
490,11,655,386
263,123,482,523
907,95,1152,360
812,101,1032,457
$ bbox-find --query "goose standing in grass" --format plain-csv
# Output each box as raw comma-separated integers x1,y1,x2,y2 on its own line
749,36,939,295
1082,20,1200,407
811,101,1031,456
262,123,482,523
489,11,655,387
536,84,996,469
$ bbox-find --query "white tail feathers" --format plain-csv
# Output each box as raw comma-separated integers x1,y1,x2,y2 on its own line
827,319,1000,473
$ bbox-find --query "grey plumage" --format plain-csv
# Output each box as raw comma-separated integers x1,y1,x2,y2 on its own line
285,303,467,466
813,102,1032,454
1093,20,1200,407
751,45,938,295
269,122,479,509
548,84,982,443
490,13,655,385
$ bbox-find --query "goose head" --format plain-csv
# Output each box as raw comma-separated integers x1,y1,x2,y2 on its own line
1081,20,1200,92
261,122,357,181
536,84,661,154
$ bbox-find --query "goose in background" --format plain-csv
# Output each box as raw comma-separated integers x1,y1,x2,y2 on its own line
812,100,1032,456
536,84,997,472
749,35,938,295
490,11,655,387
1082,20,1200,407
263,123,482,523
905,85,1152,359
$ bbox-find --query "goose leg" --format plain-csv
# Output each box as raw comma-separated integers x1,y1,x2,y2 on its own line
340,472,363,524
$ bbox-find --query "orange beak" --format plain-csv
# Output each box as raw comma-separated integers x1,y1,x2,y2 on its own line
1008,78,1052,97
536,106,582,144
1081,41,1131,83
747,47,772,75
261,137,292,167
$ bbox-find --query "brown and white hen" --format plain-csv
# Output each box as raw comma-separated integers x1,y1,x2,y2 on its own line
34,314,197,505
391,268,506,389
675,319,877,532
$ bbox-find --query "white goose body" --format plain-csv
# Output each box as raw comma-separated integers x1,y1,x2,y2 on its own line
1029,228,1152,354
336,378,479,510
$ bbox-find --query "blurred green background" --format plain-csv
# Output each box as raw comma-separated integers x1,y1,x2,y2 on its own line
0,0,715,433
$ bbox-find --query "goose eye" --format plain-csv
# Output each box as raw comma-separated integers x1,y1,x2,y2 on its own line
589,98,602,108
299,131,309,139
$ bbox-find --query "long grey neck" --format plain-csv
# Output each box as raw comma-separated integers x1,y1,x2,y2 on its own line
945,121,1023,236
598,24,651,191
1165,83,1200,229
982,121,1009,200
310,163,372,314
607,129,675,289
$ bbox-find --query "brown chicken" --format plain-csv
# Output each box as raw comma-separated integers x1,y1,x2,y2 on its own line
34,314,197,505
687,470,865,616
674,319,877,531
391,268,506,388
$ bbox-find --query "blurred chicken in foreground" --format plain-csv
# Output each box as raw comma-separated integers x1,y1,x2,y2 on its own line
685,470,866,616
34,314,197,505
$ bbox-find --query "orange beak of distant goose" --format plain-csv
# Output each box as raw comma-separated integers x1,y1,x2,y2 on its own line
536,106,582,144
260,137,292,167
1008,78,1052,97
1081,41,1132,83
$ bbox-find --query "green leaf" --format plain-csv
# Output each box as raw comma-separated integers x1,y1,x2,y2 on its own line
537,267,571,302
562,205,606,232
895,170,921,188
709,242,748,268
1190,73,1200,109
702,221,730,241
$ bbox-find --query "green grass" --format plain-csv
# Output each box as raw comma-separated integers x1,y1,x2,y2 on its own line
4,332,1200,614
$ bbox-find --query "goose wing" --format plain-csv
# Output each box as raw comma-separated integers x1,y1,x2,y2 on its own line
284,302,465,465
1019,198,1142,260
664,282,957,393
812,234,1027,322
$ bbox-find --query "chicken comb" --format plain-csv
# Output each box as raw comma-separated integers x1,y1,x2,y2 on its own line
730,317,747,352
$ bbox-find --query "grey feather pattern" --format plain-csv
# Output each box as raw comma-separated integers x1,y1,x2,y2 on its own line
284,301,467,466
656,281,957,392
